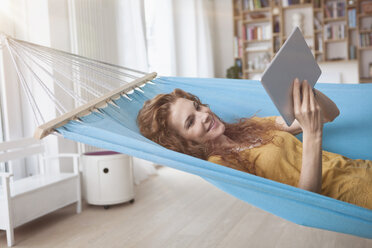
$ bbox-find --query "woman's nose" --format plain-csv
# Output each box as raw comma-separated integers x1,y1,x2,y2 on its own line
200,112,210,123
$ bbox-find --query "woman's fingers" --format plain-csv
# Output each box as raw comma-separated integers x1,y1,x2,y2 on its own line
306,80,319,112
293,78,318,117
301,79,310,111
307,80,323,124
293,78,301,116
292,78,324,134
307,80,316,111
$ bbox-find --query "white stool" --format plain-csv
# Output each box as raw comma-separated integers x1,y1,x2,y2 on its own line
81,151,135,209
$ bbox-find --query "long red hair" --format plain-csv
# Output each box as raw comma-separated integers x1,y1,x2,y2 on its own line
137,89,277,174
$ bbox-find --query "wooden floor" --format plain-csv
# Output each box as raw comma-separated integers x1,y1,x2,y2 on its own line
1,166,371,248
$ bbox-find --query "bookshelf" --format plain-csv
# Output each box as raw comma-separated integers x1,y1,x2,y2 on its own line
357,0,372,83
233,0,372,83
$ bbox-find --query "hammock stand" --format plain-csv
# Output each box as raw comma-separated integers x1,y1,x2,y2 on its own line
1,34,372,239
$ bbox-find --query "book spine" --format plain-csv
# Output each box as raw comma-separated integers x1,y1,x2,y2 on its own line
333,2,337,18
234,37,239,58
249,0,254,10
242,24,247,40
325,3,331,18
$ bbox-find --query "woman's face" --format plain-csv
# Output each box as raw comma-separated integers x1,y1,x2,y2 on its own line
168,98,225,143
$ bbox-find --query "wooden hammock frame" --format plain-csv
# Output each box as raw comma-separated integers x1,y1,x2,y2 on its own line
34,72,157,139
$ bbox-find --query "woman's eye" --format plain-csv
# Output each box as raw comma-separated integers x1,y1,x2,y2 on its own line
187,118,194,129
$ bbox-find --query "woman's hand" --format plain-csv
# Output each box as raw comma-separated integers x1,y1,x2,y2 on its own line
293,78,323,193
275,79,339,136
292,78,323,137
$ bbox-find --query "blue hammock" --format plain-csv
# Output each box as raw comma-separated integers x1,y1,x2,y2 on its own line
57,76,372,239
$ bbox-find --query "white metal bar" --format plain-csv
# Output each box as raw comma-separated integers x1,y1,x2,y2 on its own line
0,145,45,163
43,153,80,160
0,137,39,151
0,172,13,178
2,175,15,247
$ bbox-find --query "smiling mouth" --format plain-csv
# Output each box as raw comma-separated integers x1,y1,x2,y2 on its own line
208,116,215,132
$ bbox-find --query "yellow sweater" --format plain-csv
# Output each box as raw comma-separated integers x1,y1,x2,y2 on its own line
208,117,372,209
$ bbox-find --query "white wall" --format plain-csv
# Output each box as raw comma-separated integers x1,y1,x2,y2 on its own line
318,61,359,84
212,0,234,78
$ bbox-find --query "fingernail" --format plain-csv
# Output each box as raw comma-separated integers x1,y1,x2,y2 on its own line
295,78,299,83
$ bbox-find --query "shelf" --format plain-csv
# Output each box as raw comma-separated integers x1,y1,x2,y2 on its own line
359,29,372,33
359,46,372,50
245,49,270,53
284,35,313,39
244,8,270,13
233,0,369,80
245,39,271,43
320,59,358,63
324,38,347,43
360,78,372,83
321,59,349,63
245,69,265,74
358,13,372,18
244,18,270,24
282,3,313,10
324,17,347,22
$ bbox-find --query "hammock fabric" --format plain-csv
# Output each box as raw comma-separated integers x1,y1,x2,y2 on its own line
56,76,372,239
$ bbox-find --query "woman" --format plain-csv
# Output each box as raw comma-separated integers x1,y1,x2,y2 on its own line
137,78,372,209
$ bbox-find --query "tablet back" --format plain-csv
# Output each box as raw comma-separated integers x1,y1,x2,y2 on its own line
261,27,321,126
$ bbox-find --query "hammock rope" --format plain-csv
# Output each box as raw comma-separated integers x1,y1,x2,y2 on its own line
11,39,109,97
15,37,148,78
3,37,45,125
16,40,104,100
10,40,87,107
1,34,157,138
1,34,372,239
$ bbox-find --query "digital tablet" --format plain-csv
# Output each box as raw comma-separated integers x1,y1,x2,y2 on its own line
261,27,321,126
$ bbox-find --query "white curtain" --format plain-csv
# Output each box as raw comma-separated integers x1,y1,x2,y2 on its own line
145,0,215,77
115,0,149,71
69,0,157,184
69,0,148,70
